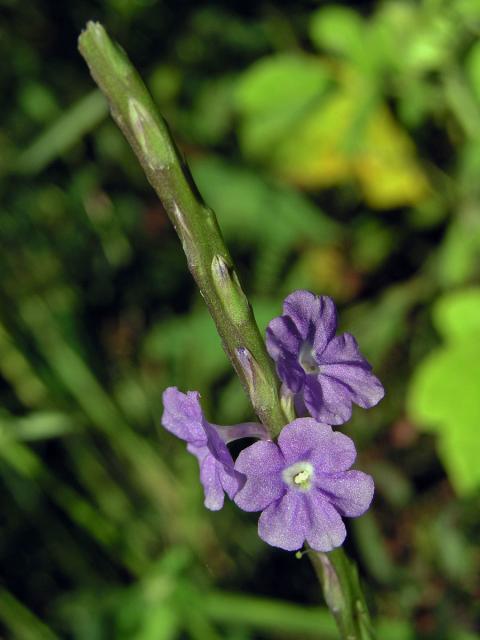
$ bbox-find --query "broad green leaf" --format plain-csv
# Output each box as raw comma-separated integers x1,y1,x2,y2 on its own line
354,105,430,208
235,53,329,116
310,6,365,59
433,287,480,341
351,218,395,272
283,246,361,303
408,289,480,494
235,53,331,159
268,67,429,208
188,76,235,145
235,49,429,209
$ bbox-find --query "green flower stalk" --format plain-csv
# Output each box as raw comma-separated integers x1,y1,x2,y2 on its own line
78,22,285,438
78,22,376,639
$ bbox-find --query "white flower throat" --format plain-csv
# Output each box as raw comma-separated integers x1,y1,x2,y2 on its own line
282,461,314,491
298,342,319,374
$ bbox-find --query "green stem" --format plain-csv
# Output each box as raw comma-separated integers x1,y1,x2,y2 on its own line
78,22,285,438
78,22,376,639
309,548,376,640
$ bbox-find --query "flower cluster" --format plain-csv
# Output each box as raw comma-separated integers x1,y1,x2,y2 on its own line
161,291,384,553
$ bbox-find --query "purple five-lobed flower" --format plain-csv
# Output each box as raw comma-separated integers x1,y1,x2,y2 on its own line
161,387,247,510
234,418,374,552
266,290,385,425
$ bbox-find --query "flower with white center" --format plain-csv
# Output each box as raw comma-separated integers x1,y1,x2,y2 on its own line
266,290,385,425
234,418,374,552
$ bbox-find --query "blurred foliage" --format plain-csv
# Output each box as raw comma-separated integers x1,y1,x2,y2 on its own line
408,288,480,494
0,0,479,638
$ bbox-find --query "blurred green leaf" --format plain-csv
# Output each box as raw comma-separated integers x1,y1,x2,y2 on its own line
310,6,365,59
235,53,331,160
0,588,60,640
203,591,338,637
15,90,108,175
351,511,397,584
351,217,395,273
245,60,431,208
433,287,480,340
187,76,235,145
18,81,60,124
203,591,414,639
0,410,77,441
466,39,480,104
408,288,480,494
143,303,228,392
191,155,340,291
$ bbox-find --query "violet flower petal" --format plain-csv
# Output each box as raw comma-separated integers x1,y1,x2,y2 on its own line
277,419,357,472
318,333,384,409
277,356,305,393
315,470,374,517
311,296,337,354
234,441,285,512
316,332,367,365
266,315,302,360
196,446,226,511
303,376,352,425
235,417,373,552
282,290,337,352
258,491,307,551
162,387,206,443
321,365,385,410
219,464,246,501
283,290,318,338
304,494,347,552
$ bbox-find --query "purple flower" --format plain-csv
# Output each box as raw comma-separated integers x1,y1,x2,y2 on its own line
266,290,384,425
161,387,247,511
234,418,374,552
